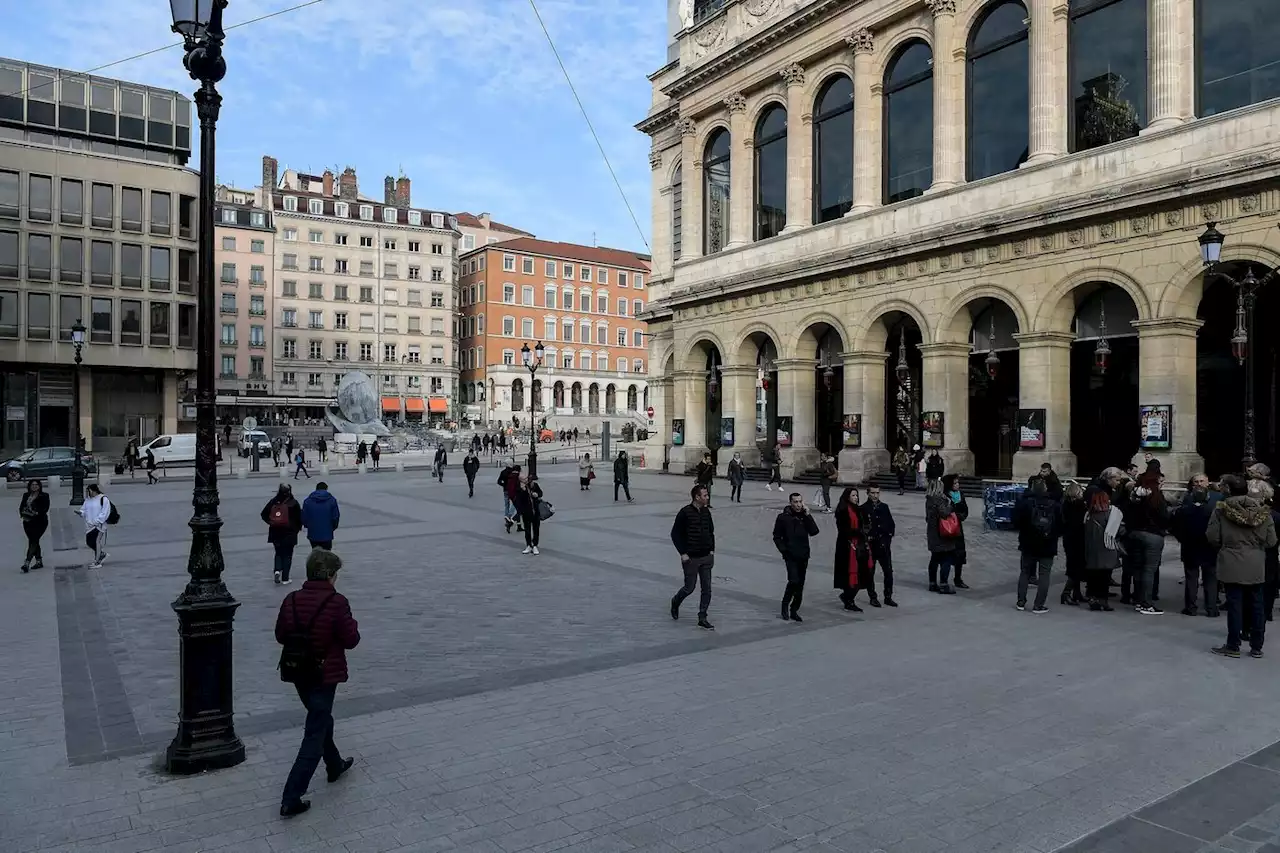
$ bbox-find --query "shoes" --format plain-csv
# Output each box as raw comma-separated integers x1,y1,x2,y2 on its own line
505,519,512,533
869,598,882,608
844,601,863,612
531,546,540,556
790,612,803,623
1032,605,1049,614
1211,645,1241,659
274,570,282,585
954,579,970,590
928,583,940,593
939,585,956,595
1180,607,1197,616
884,597,897,607
697,618,715,631
1089,599,1103,611
87,562,101,570
1251,649,1265,659
1136,604,1163,615
1061,593,1077,606
670,599,679,620
327,757,355,783
521,546,532,555
280,801,311,818
778,606,790,620
98,553,109,565
281,578,292,585
1206,608,1221,618
31,559,42,570
1016,600,1026,611
20,561,28,574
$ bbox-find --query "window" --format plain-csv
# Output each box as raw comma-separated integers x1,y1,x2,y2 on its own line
309,372,323,387
408,375,421,389
219,261,236,284
407,345,421,363
562,263,574,279
283,228,297,242
334,340,347,359
384,288,398,304
503,283,515,304
522,285,535,306
282,253,297,270
562,353,573,369
884,41,935,203
359,205,373,221
120,243,144,289
464,234,475,250
151,191,171,235
309,256,323,272
409,316,422,334
563,320,574,342
703,129,731,254
27,234,53,281
0,230,12,279
431,268,443,282
967,2,1030,180
335,259,348,274
281,371,296,385
250,356,264,376
359,286,373,302
359,260,373,276
335,284,348,301
309,310,323,329
251,211,265,227
580,353,591,371
309,229,323,243
250,265,265,284
221,356,236,378
178,304,194,347
635,273,644,289
282,308,297,327
545,318,557,340
27,293,50,339
221,236,236,251
90,297,111,343
302,281,320,300
150,302,170,346
502,255,515,272
597,293,607,314
634,359,645,374
220,293,236,313
430,346,445,365
580,265,592,282
632,299,643,315
0,172,16,221
503,349,516,366
617,358,627,373
335,202,348,218
408,241,421,253
90,183,112,228
617,297,628,316
283,196,297,211
282,279,297,297
308,199,322,215
250,294,265,315
521,317,534,338
359,235,373,248
220,323,236,345
28,175,52,222
430,318,445,335
248,324,264,346
383,208,397,224
502,316,515,336
310,340,323,359
60,179,83,225
334,233,348,246
563,289,574,311
813,74,854,222
521,256,534,274
383,238,397,251
149,247,170,291
383,314,398,332
335,311,348,330
282,339,297,358
408,265,421,280
1067,0,1146,151
360,342,373,361
1198,0,1280,115
431,291,444,307
596,325,608,345
618,272,629,288
544,286,557,309
58,295,81,341
617,328,627,346
384,262,398,278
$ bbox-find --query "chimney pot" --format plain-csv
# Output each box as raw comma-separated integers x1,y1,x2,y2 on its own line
322,170,334,198
395,176,411,210
339,167,358,202
262,155,279,193
384,176,395,206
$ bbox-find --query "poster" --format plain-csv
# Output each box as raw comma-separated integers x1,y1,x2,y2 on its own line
720,417,735,447
777,416,793,448
1139,404,1172,450
921,411,945,448
841,414,861,448
671,418,685,446
1017,409,1046,449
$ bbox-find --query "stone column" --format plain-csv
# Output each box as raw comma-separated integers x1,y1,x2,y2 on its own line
716,365,760,472
926,0,962,191
650,149,671,274
1011,332,1076,478
780,63,810,234
645,376,671,471
1145,0,1192,132
725,94,752,248
837,351,891,482
918,342,974,474
680,369,710,465
776,358,819,478
846,28,879,214
677,118,702,260
163,371,179,435
668,370,693,472
1133,318,1203,482
1023,0,1067,166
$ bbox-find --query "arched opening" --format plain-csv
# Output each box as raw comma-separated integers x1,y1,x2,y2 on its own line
881,313,924,452
1069,0,1146,152
553,380,565,408
570,381,582,410
605,384,617,414
671,162,683,262
511,378,525,415
627,384,639,411
884,40,934,203
1198,263,1280,476
1070,283,1140,474
754,104,787,240
799,324,845,459
530,379,542,414
967,1,1029,181
738,332,780,461
813,74,853,223
966,299,1021,477
1196,0,1280,117
703,129,731,255
588,383,600,415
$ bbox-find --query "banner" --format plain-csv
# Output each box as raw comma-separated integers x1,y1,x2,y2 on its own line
1017,409,1046,449
921,411,945,449
777,416,793,447
1139,405,1172,450
671,418,685,446
841,414,861,448
720,417,735,447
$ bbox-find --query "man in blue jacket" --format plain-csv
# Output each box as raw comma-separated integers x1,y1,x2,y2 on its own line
302,482,341,550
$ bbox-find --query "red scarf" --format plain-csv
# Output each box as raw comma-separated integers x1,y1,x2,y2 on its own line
846,505,862,587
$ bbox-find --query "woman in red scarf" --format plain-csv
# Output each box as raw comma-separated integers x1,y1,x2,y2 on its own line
834,487,870,612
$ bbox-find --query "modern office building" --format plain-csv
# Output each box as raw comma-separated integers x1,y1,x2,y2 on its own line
212,185,275,416
0,57,198,456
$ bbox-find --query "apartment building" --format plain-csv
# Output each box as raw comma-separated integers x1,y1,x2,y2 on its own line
0,57,198,456
262,157,461,423
212,185,274,413
453,211,532,253
457,238,651,427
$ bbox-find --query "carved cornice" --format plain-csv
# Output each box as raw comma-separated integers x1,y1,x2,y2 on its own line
926,0,958,15
649,150,663,170
634,102,679,137
779,62,806,87
724,93,748,113
845,27,874,54
677,117,697,137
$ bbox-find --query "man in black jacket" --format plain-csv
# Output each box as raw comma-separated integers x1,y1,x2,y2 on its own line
1172,482,1218,616
462,451,480,498
670,484,716,630
862,485,898,607
694,453,715,507
1012,476,1063,612
773,492,820,621
613,451,633,503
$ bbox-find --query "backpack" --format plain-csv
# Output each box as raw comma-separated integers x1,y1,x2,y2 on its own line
278,591,335,685
106,501,120,525
1029,501,1056,538
498,468,510,487
268,501,291,529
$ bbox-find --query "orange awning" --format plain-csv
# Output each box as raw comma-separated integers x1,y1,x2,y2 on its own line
404,398,425,413
428,397,448,413
381,396,400,411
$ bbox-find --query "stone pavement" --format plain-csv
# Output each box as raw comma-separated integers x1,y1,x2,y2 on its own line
3,468,1280,852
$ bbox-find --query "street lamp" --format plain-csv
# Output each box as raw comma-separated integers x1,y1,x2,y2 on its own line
521,341,544,477
1093,303,1111,375
895,330,910,384
984,315,1000,380
164,0,245,776
69,319,87,506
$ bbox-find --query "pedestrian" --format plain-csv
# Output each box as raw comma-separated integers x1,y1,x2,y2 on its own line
862,484,897,607
77,483,113,569
1241,481,1279,644
1082,486,1123,611
355,441,367,466
767,448,782,492
892,447,910,495
145,447,158,484
285,435,294,460
463,450,480,498
915,448,927,491
262,483,303,584
773,491,819,622
578,452,594,491
613,450,633,502
1060,480,1088,606
833,486,869,611
317,436,327,463
941,474,972,589
294,449,310,480
18,479,49,573
124,438,139,478
1209,474,1278,658
277,548,360,818
1171,476,1219,616
433,443,446,482
694,452,714,504
925,479,964,594
1012,476,1063,613
1263,483,1280,623
301,482,340,550
818,454,837,512
370,440,381,471
1120,470,1169,614
272,437,282,467
670,483,715,630
514,474,544,555
1034,462,1065,502
223,423,232,448
727,452,745,503
925,449,944,490
572,427,579,443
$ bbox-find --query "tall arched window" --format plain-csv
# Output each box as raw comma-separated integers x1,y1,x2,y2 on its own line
884,41,933,203
1197,0,1280,116
967,2,1030,180
813,74,853,223
703,129,731,254
753,104,787,240
1069,0,1146,152
671,163,683,261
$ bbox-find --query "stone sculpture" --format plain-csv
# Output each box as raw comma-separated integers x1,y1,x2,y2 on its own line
326,371,390,436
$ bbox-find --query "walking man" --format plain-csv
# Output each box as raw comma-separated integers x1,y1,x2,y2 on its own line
670,484,716,630
727,452,745,502
863,485,898,607
463,450,480,498
613,450,633,502
302,482,340,550
317,436,327,464
370,440,381,471
819,454,837,512
294,449,310,480
773,492,819,622
277,549,360,818
433,443,447,482
694,452,715,507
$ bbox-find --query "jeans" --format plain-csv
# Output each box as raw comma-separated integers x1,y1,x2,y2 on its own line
503,494,516,520
673,554,714,618
1225,583,1266,652
821,482,832,510
929,553,954,585
1183,558,1218,612
896,470,907,493
523,516,540,547
916,472,926,490
281,683,344,807
1125,531,1164,606
22,518,46,562
615,481,632,501
274,543,295,582
86,528,107,564
308,539,332,551
782,557,808,615
1018,554,1054,608
866,544,894,599
294,463,309,479
769,467,781,487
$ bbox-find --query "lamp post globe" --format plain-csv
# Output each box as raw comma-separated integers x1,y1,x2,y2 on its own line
69,319,87,506
524,342,543,478
1199,222,1225,267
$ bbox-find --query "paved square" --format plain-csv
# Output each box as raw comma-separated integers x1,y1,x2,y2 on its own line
3,465,1280,853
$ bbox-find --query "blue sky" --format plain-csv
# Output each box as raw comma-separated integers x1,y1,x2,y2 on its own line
0,0,665,252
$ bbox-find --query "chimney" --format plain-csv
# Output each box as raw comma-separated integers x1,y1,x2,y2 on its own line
298,174,310,192
395,176,411,210
322,169,334,198
261,155,278,191
384,176,395,206
339,167,358,202
479,212,491,228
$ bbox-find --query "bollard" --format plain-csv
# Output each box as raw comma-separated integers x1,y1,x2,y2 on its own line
320,464,330,476
357,463,367,475
236,468,247,480
279,465,288,481
395,460,404,473
47,475,61,490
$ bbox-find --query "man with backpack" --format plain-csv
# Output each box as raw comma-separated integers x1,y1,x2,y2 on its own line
262,484,304,584
301,482,341,550
276,549,361,818
1012,476,1063,612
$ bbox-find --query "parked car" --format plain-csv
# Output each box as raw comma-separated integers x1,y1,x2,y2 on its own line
238,429,273,457
1,447,98,482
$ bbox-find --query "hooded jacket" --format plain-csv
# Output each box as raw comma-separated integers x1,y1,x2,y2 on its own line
1207,496,1278,585
301,489,341,541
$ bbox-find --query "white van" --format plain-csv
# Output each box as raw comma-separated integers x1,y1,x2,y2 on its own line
140,434,198,466
239,429,272,457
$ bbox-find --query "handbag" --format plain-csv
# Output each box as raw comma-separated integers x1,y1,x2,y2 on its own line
587,467,596,481
938,512,960,538
537,499,554,521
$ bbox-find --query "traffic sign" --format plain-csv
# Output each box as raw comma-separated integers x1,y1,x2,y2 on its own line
646,406,655,418
242,416,257,430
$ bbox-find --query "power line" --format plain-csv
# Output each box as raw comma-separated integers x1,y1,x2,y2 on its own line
3,0,326,101
526,0,650,252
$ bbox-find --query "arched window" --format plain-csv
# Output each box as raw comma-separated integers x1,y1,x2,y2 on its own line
1197,0,1280,116
703,129,731,255
967,1,1029,180
753,104,787,240
671,163,683,261
813,74,853,223
1069,0,1146,152
884,41,934,203
511,378,524,412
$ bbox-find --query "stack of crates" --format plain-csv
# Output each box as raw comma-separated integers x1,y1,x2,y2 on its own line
983,483,1026,530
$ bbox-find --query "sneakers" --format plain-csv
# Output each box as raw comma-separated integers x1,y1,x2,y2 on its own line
1135,604,1163,615
1251,649,1265,659
20,561,29,574
1180,607,1197,616
697,618,715,631
281,578,292,585
274,570,282,585
778,606,790,621
938,585,956,595
843,601,863,612
521,546,532,555
31,559,42,570
1211,645,1241,658
928,583,940,593
868,598,882,608
98,553,110,565
280,801,311,818
1016,600,1026,611
531,546,540,556
1032,605,1049,614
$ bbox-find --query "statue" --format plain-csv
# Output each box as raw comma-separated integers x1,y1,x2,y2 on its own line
678,0,694,29
326,371,390,436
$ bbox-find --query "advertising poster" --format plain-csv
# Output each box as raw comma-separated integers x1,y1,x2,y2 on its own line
720,417,735,447
671,418,685,446
1017,409,1046,449
1139,405,1172,450
777,416,793,447
921,411,945,448
842,414,862,448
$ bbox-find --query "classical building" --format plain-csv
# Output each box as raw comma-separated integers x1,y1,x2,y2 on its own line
457,238,652,428
260,157,461,424
0,58,198,456
453,211,533,253
212,186,274,415
639,0,1280,483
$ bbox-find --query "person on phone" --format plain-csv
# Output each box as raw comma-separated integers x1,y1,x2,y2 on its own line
773,492,819,621
514,475,545,556
670,484,715,630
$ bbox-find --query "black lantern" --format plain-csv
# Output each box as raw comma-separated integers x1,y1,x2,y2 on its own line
984,316,1000,380
522,341,544,476
707,367,720,401
1231,284,1250,365
69,319,87,506
1198,221,1225,266
1093,303,1110,374
895,333,910,384
823,361,835,390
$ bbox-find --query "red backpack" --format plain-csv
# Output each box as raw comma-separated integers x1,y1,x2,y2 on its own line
268,501,291,529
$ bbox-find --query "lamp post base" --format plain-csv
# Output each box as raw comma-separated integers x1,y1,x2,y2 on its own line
164,594,245,775
527,450,538,480
69,468,85,506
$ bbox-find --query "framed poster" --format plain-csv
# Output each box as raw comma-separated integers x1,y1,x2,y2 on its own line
777,416,793,447
841,414,862,448
1139,404,1172,450
921,411,945,448
720,417,735,447
671,418,685,446
1017,409,1046,449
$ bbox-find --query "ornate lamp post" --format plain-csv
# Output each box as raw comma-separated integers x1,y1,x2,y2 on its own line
895,332,910,385
164,0,245,775
69,319,87,506
984,316,1001,380
1093,303,1111,375
521,341,544,477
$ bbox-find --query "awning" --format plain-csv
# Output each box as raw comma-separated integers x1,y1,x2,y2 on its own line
381,397,400,411
404,398,425,413
428,397,448,413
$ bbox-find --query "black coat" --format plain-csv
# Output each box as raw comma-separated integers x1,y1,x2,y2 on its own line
772,507,819,562
1013,493,1064,557
20,491,49,535
613,456,629,483
261,496,303,547
925,455,944,479
671,503,715,558
833,503,869,589
512,483,543,520
861,500,895,549
1031,471,1065,502
694,461,714,485
463,455,480,479
1061,497,1087,576
1171,498,1216,565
